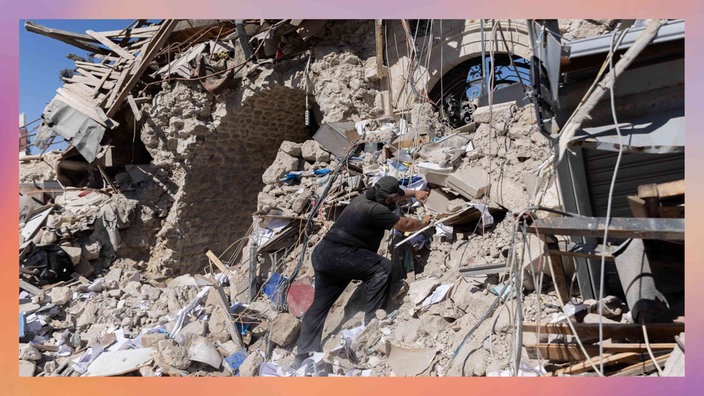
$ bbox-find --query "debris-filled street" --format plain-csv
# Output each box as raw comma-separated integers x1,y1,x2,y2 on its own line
18,19,684,377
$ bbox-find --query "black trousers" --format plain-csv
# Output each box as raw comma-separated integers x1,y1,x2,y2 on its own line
295,238,392,356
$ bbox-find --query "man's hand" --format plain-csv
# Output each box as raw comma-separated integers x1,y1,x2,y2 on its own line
414,190,429,203
422,214,432,226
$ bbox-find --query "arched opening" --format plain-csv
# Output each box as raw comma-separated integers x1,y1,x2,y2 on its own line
428,53,532,129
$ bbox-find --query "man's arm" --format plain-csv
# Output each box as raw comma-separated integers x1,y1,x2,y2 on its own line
392,214,431,232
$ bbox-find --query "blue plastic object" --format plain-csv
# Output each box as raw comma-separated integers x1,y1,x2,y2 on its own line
263,272,288,306
224,349,249,373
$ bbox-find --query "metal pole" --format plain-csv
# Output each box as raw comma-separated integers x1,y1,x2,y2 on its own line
248,241,257,303
480,19,487,97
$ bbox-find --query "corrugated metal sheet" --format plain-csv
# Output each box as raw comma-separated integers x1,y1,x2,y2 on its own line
582,150,684,217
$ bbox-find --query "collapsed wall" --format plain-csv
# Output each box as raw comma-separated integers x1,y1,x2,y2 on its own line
134,20,381,275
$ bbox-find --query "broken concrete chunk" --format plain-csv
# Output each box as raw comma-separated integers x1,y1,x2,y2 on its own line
262,150,300,184
179,320,207,339
351,319,381,357
60,246,82,265
82,241,101,261
291,190,312,214
157,339,191,370
167,274,197,288
103,267,122,287
279,141,302,157
51,286,72,306
446,167,490,200
75,302,98,329
19,344,42,361
387,344,436,376
269,313,301,347
301,140,321,162
239,351,264,377
408,278,440,306
140,333,168,349
472,101,516,124
207,306,232,343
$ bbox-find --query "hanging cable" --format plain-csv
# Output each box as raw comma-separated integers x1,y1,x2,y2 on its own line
598,25,626,376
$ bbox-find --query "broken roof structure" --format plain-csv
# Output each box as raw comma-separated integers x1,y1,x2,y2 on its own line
18,18,684,378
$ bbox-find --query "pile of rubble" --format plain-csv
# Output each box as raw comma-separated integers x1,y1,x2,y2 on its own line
18,18,684,377
18,99,566,377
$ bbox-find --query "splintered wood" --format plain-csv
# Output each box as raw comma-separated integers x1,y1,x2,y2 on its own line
522,321,683,376
28,20,177,129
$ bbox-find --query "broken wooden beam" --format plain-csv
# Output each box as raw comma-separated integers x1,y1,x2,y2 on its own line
553,352,644,375
610,353,671,376
522,321,684,341
528,342,676,363
527,216,684,241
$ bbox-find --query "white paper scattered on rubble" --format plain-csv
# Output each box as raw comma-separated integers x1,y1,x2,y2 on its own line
421,283,454,307
434,223,454,239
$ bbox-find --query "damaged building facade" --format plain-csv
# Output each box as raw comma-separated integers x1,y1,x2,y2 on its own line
18,19,684,377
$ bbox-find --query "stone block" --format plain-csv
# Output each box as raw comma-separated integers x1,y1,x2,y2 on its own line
140,333,167,348
239,351,264,376
472,101,516,124
280,141,302,157
268,313,301,347
51,286,72,306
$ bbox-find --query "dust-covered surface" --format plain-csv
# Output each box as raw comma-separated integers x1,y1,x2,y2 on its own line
19,19,678,378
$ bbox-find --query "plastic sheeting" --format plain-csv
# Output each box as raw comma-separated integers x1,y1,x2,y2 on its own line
42,98,106,162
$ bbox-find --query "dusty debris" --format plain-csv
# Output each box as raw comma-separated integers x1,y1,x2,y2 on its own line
17,18,683,378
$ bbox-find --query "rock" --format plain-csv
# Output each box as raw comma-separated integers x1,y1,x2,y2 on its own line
103,268,122,288
141,284,162,301
239,351,264,376
51,286,72,305
19,344,42,361
82,241,101,261
207,306,232,343
76,302,98,329
140,333,168,348
351,319,381,357
180,320,206,338
167,274,197,288
301,140,321,162
123,281,142,297
582,313,619,325
472,101,516,124
269,313,301,347
60,246,82,265
280,141,302,157
157,339,191,370
262,150,300,184
291,190,311,214
408,278,440,305
121,270,141,285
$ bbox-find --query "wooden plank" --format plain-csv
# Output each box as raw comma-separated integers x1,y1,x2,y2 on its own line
126,94,142,121
19,279,43,296
106,20,178,118
86,30,135,59
522,322,685,341
105,70,129,109
528,217,684,241
656,179,684,199
547,245,571,305
101,25,160,37
610,353,671,376
24,21,107,54
205,250,230,274
638,183,659,199
63,81,97,99
627,195,649,218
554,352,642,375
530,342,676,363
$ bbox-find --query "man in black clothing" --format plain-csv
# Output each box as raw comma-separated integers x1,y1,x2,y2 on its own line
292,176,429,368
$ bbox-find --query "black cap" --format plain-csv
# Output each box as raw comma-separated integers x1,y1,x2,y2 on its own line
366,175,403,201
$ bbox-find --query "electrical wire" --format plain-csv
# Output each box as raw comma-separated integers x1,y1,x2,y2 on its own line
598,26,626,376
642,320,664,376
